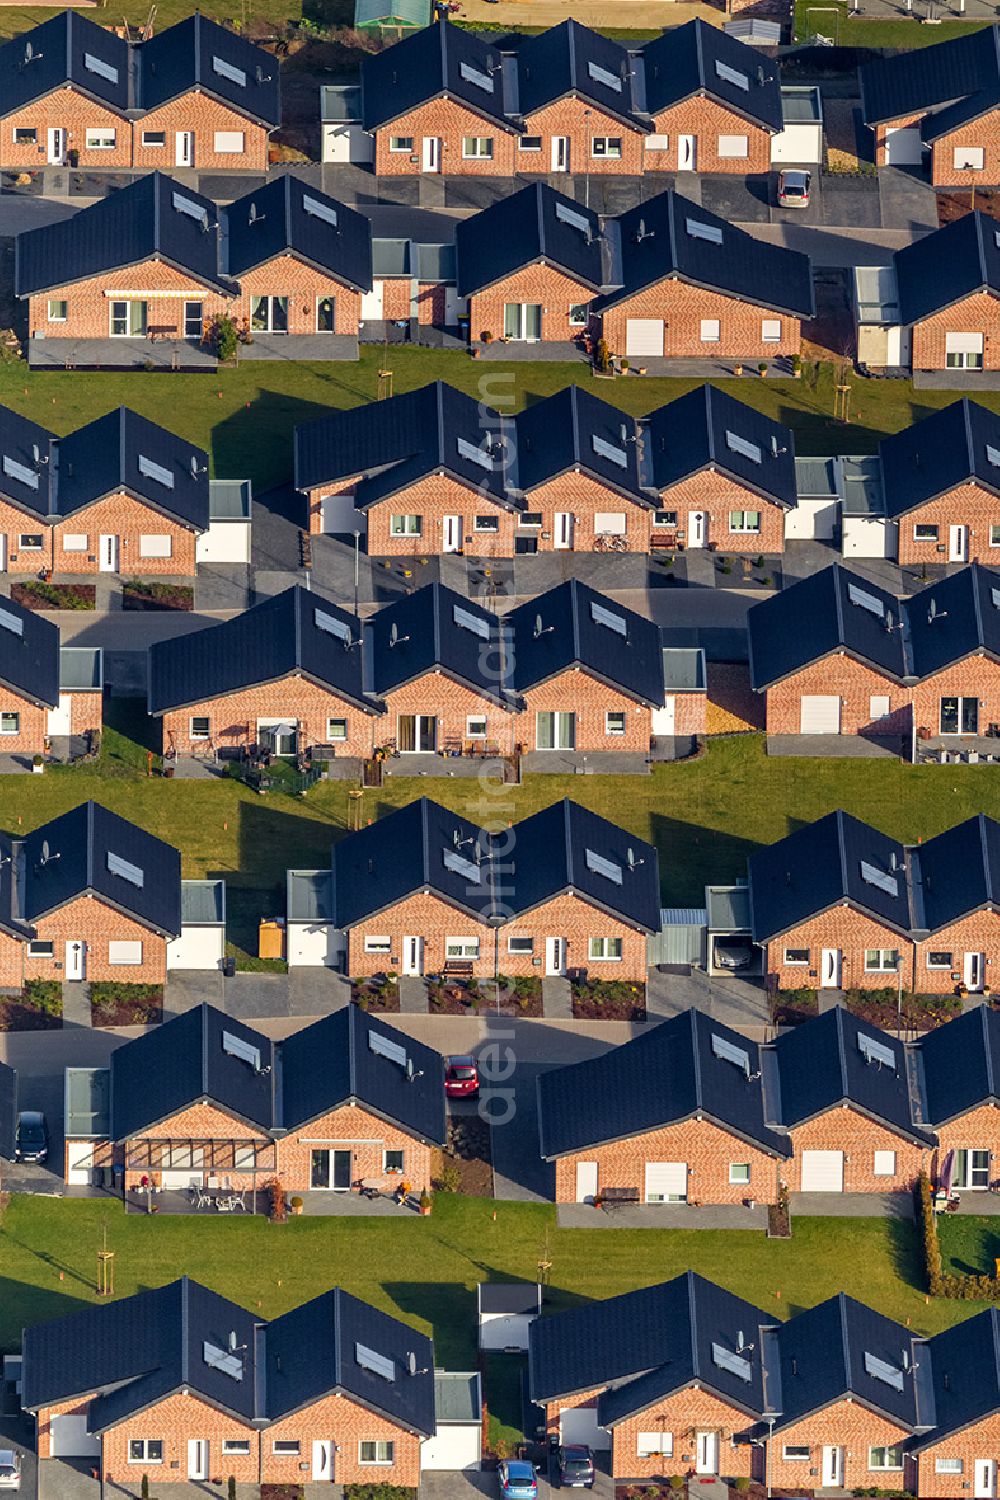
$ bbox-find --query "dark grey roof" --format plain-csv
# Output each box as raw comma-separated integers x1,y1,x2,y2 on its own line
895,211,1000,325
515,19,644,128
361,18,514,132
645,384,796,509
860,25,1000,125
514,385,648,502
880,400,1000,519
0,592,59,709
367,582,513,704
137,13,280,126
749,809,911,943
642,19,782,131
766,1006,932,1145
15,172,233,298
266,1287,435,1434
456,182,608,299
56,407,210,529
505,799,660,932
0,11,130,115
478,1283,541,1316
148,586,373,716
0,406,56,520
916,1309,1000,1446
748,564,907,691
918,1004,1000,1126
905,564,1000,676
912,815,1000,935
537,1009,790,1159
529,1271,773,1424
225,176,372,292
921,82,1000,141
596,190,814,319
507,579,664,705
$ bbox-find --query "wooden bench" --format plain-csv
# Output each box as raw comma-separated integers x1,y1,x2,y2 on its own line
600,1186,640,1213
443,959,474,980
650,532,679,553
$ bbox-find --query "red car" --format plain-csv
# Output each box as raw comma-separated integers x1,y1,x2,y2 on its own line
445,1056,480,1099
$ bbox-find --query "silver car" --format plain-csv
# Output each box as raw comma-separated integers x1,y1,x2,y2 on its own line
0,1451,21,1490
777,169,811,208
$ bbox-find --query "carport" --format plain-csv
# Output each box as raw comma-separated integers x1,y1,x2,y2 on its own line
477,1283,541,1352
705,882,762,977
420,1371,483,1471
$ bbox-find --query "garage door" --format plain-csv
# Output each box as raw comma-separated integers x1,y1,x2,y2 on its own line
420,1425,482,1471
884,127,923,166
560,1407,611,1451
50,1415,101,1457
645,1162,688,1203
800,1150,844,1192
626,319,664,357
800,695,840,734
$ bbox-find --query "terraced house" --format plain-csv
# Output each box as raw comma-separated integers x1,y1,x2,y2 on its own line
891,210,1000,375
0,589,101,760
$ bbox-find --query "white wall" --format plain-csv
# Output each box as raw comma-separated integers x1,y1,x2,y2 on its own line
771,124,823,164
287,922,344,968
842,516,896,560
479,1311,534,1351
420,1427,482,1471
196,521,251,564
167,925,225,971
784,496,837,541
323,122,374,163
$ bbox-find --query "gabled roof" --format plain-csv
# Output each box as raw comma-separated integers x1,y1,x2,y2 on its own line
764,1006,932,1146
860,24,1000,125
514,385,649,502
507,578,663,705
880,400,1000,518
0,11,130,116
912,815,1000,935
515,19,644,129
771,1293,930,1434
915,1308,1000,1447
895,210,1000,325
137,12,280,126
456,182,611,299
642,19,782,132
361,18,514,132
645,384,796,509
749,809,911,943
148,586,372,716
15,172,233,298
917,1003,1000,1126
596,189,813,318
367,582,512,703
905,563,1000,675
505,799,660,932
225,176,372,292
0,591,59,709
529,1271,773,1422
0,406,56,521
537,1009,790,1159
748,563,906,691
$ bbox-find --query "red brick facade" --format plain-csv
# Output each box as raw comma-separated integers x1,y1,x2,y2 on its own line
915,913,1000,997
517,669,651,752
609,1389,756,1484
658,467,787,554
1,88,131,170
158,675,379,759
468,264,593,346
783,1105,929,1194
132,93,271,174
764,905,912,992
600,281,801,361
911,291,1000,372
895,481,1000,566
0,683,100,757
647,97,772,176
19,893,168,986
348,890,496,980
915,1414,1000,1497
551,1116,783,1205
873,108,1000,188
768,1400,911,1495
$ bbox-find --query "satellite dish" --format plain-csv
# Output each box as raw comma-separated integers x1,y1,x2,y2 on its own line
229,1331,239,1351
248,201,260,225
620,423,628,444
452,828,461,848
190,456,199,478
627,849,635,870
40,840,49,863
737,1330,745,1351
24,41,33,63
389,622,398,647
902,1349,910,1371
534,613,543,637
407,1351,417,1376
31,444,39,464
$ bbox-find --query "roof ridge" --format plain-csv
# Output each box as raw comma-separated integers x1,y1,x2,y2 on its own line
566,16,578,92
118,405,126,491
570,578,582,663
153,171,162,254
666,191,678,271
293,585,303,668
436,382,446,469
194,9,202,84
570,384,582,467
432,581,442,666
65,9,73,84
963,398,976,479
536,182,547,260
333,1286,343,1392
832,563,846,647
839,1293,852,1393
689,1007,704,1112
562,798,574,891
704,385,717,465
976,209,988,286
421,796,431,891
833,1002,849,1101
694,14,705,88
86,800,96,892
180,1277,190,1387
982,998,996,1098
347,1002,357,1100
439,13,448,89
971,561,986,648
201,1001,210,1099
686,1270,700,1382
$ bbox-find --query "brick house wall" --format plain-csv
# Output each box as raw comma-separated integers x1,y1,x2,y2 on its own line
132,93,270,174
762,655,910,737
122,1100,269,1192
516,669,651,752
672,692,706,735
0,493,198,577
265,1390,421,1487
930,111,1000,187
379,278,412,322
910,655,1000,739
468,264,594,345
915,912,1000,996
347,890,496,978
767,1400,911,1494
600,282,801,361
275,1100,434,1197
0,683,101,756
382,675,513,756
551,1117,782,1205
610,1389,757,1482
36,1396,95,1460
364,473,515,558
911,291,1000,372
498,891,649,980
235,254,362,337
915,1413,1000,1496
764,906,913,992
0,931,22,989
26,257,233,342
23,893,167,986
101,1391,259,1487
158,675,378,759
895,481,1000,566
783,1104,929,1193
645,97,772,176
519,98,645,174
0,89,131,170
520,470,655,553
658,467,787,555
933,1101,1000,1191
416,282,447,327
543,1388,604,1439
372,98,518,177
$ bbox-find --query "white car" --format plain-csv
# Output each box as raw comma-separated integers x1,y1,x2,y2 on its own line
0,1450,21,1489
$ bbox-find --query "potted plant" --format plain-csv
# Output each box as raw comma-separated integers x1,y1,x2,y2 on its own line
31,754,43,775
792,353,803,379
733,361,743,376
289,1195,304,1217
619,357,630,375
758,361,768,378
418,1187,432,1217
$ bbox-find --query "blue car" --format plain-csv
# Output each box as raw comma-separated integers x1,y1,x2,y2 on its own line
499,1459,538,1500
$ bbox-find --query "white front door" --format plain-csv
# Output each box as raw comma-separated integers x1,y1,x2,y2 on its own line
443,515,462,552
678,133,696,171
554,512,574,549
821,1446,844,1488
46,694,72,737
312,1439,334,1480
0,534,7,572
47,128,66,165
99,534,119,572
421,136,440,173
552,136,569,172
175,130,194,167
965,951,986,993
187,1441,209,1481
976,1460,997,1498
696,1432,719,1475
360,281,384,320
575,1161,598,1204
545,937,566,976
65,939,85,982
651,697,676,736
402,936,424,976
949,524,968,563
821,947,842,988
687,510,707,548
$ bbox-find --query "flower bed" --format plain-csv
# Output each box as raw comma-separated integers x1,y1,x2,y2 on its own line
432,1117,492,1197
844,987,962,1031
11,581,95,611
351,975,401,1013
343,1486,416,1500
768,1184,791,1239
0,978,62,1031
261,1486,305,1500
571,978,646,1021
122,580,194,611
770,988,819,1027
90,982,163,1028
428,975,542,1016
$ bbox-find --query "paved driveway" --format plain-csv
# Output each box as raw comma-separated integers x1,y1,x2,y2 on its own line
877,165,939,232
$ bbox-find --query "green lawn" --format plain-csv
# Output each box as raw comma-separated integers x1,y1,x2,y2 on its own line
938,1215,1000,1279
794,0,988,46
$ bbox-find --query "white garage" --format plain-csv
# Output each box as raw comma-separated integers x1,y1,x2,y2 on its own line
883,126,923,166
166,881,226,972
644,1162,688,1203
50,1415,100,1457
800,1150,844,1192
478,1283,541,1351
626,319,664,358
420,1372,482,1471
559,1406,611,1451
799,696,841,735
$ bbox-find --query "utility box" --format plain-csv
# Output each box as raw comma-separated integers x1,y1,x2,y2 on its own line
258,918,286,960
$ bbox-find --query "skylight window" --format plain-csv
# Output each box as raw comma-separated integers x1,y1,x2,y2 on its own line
555,202,592,235
716,59,749,91
712,1343,753,1382
2,455,39,491
686,218,723,245
303,195,338,227
456,436,494,471
213,55,247,88
356,1343,396,1381
172,193,210,229
858,1033,897,1071
84,52,118,84
592,434,628,469
860,859,898,898
459,60,494,93
585,848,623,884
0,607,23,639
138,454,175,490
369,1030,408,1068
726,431,762,464
993,588,1000,611
453,604,490,640
107,852,144,888
711,1032,750,1076
847,582,885,619
588,60,623,92
315,607,353,645
590,601,627,636
443,848,482,884
222,1030,262,1071
864,1352,904,1391
987,444,1000,468
204,1342,243,1380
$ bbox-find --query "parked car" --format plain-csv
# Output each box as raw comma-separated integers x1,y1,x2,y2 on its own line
13,1111,48,1164
557,1445,595,1488
0,1450,21,1489
499,1459,538,1500
713,938,756,971
445,1055,480,1099
777,169,811,208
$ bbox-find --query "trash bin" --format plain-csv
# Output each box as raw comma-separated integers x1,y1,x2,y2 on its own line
222,956,236,978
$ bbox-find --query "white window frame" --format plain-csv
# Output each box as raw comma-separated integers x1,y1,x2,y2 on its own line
364,936,392,955
588,936,623,961
222,1440,251,1456
474,514,499,532
389,136,414,153
637,1432,673,1457
519,136,542,152
128,1440,163,1464
326,717,348,742
360,1440,395,1465
383,1148,404,1173
729,510,761,534
507,935,533,955
873,1150,896,1177
729,1163,751,1184
190,716,211,741
868,1445,904,1472
762,318,782,343
945,332,984,369
273,1440,300,1456
913,523,939,542
700,318,721,343
953,145,984,170
19,534,43,551
109,941,143,966
718,133,749,158
446,937,480,960
110,300,147,338
605,710,626,736
783,948,809,966
936,1459,964,1475
462,136,494,159
213,130,245,154
869,695,891,721
141,130,166,148
991,523,1000,547
782,1446,810,1462
47,299,67,323
13,127,36,145
926,950,953,970
27,940,54,958
591,136,622,159
569,303,589,327
139,534,172,559
864,948,898,972
466,715,488,739
390,514,421,536
62,533,87,552
0,712,20,736
86,127,116,150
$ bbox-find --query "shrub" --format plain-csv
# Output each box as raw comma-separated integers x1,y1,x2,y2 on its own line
668,1478,685,1492
433,1162,461,1193
267,1177,287,1222
734,1480,751,1493
594,338,611,373
205,314,239,361
23,979,62,1017
228,1479,237,1500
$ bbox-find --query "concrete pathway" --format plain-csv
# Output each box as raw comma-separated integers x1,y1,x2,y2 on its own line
557,1202,768,1229
398,976,429,1014
60,982,91,1030
646,969,770,1038
541,977,573,1019
791,1191,914,1218
767,734,904,758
